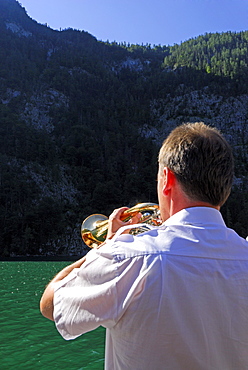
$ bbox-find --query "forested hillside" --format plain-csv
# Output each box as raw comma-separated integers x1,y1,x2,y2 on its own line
0,0,247,257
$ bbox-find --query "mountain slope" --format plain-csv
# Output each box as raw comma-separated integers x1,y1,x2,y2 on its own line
0,0,247,257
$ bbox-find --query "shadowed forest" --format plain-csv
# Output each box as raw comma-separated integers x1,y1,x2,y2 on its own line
0,0,247,257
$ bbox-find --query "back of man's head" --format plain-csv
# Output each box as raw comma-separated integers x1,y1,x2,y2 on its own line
158,122,234,206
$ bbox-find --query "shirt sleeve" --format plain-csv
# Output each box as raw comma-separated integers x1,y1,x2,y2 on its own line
53,237,152,341
53,246,119,340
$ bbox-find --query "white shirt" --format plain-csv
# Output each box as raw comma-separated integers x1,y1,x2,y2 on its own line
53,207,248,370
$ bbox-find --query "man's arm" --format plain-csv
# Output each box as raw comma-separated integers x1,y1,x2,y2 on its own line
40,207,139,321
40,256,86,321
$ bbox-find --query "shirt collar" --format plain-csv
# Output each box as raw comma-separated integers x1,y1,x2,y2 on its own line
163,207,226,227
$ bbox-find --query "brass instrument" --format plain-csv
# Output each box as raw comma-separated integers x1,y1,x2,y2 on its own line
81,203,161,248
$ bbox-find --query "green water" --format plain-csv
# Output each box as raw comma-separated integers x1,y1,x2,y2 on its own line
0,261,105,369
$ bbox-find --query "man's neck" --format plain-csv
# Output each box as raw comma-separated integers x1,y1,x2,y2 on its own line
169,185,220,218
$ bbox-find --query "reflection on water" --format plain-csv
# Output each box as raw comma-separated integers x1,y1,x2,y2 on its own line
0,261,105,369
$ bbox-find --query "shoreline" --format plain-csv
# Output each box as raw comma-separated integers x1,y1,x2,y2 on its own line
0,255,83,262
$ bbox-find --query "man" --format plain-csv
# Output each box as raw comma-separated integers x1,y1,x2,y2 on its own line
40,122,248,370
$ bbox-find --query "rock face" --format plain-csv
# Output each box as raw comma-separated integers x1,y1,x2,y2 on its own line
20,89,69,132
149,89,248,145
5,21,32,37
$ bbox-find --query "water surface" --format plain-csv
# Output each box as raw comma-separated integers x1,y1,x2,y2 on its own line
0,261,105,369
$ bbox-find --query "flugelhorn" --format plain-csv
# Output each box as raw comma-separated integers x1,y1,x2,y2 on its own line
81,203,161,248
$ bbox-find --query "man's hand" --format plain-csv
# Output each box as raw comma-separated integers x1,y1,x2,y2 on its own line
106,207,141,240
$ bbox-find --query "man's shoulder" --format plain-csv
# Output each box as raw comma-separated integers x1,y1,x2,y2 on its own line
99,219,248,262
100,226,170,260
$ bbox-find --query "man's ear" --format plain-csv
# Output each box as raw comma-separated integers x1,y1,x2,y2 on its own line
162,167,176,196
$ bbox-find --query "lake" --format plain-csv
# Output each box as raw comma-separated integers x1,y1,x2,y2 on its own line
0,261,105,369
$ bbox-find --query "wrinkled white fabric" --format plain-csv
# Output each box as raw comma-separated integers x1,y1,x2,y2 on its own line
53,207,248,370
